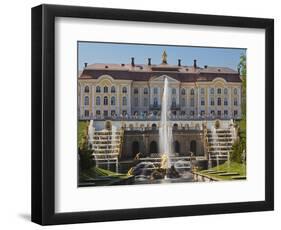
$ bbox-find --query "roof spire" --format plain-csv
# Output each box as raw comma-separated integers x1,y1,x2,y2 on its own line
162,50,168,64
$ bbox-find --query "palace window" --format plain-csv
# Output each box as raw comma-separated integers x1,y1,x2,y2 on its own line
172,88,176,94
96,86,101,93
104,86,108,93
84,110,89,117
153,97,158,106
84,86,89,93
234,98,238,106
96,96,101,105
134,88,139,94
217,88,222,94
172,98,176,107
104,96,108,105
224,98,228,106
144,88,148,94
122,87,127,93
234,88,238,95
181,89,186,95
190,111,195,116
217,97,222,106
224,88,228,94
153,88,158,94
234,110,238,116
190,98,195,107
111,86,116,93
200,110,205,116
122,97,127,106
104,110,108,117
210,88,214,94
224,110,228,116
211,110,215,115
217,110,221,116
134,97,139,107
111,110,116,116
122,110,127,116
84,96,89,105
190,89,195,95
96,110,101,116
210,97,215,106
201,97,205,106
200,88,205,94
181,98,185,106
143,98,148,106
111,96,115,106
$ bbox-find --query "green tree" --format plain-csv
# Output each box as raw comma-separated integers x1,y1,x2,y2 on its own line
231,54,246,164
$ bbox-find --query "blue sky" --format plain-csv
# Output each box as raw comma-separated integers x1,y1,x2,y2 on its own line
78,42,246,71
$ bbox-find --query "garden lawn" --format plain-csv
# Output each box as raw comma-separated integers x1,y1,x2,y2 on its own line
78,120,88,149
199,161,246,181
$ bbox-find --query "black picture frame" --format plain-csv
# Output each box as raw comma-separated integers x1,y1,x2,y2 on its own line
31,4,274,225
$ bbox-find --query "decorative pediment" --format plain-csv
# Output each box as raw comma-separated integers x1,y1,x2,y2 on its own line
150,75,180,83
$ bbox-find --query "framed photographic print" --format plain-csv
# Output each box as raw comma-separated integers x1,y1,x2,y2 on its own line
31,4,274,225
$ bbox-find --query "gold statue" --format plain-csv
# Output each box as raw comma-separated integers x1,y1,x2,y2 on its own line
162,50,168,64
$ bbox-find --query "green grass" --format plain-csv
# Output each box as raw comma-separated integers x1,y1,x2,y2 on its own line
78,121,88,150
200,161,246,180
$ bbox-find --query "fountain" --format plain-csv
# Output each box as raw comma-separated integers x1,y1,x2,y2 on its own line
88,120,94,143
159,77,173,171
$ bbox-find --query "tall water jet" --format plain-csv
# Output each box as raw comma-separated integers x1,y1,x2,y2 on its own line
88,120,94,144
159,77,173,169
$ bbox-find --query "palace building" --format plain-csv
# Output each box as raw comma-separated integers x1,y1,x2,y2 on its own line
79,51,242,161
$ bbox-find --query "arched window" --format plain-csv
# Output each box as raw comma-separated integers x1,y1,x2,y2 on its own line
103,96,108,105
132,141,140,158
210,88,214,94
84,96,89,105
174,141,180,154
224,98,228,106
84,86,89,93
153,97,158,106
181,89,186,95
200,88,205,94
152,123,157,130
224,88,228,94
122,87,127,93
150,141,158,154
190,140,197,155
134,88,138,94
172,88,176,94
234,98,238,106
96,96,100,105
217,97,221,106
143,88,148,94
111,86,115,93
234,88,238,95
111,96,115,105
217,88,222,94
122,96,127,106
104,86,108,93
190,89,194,95
96,86,101,93
173,123,178,130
